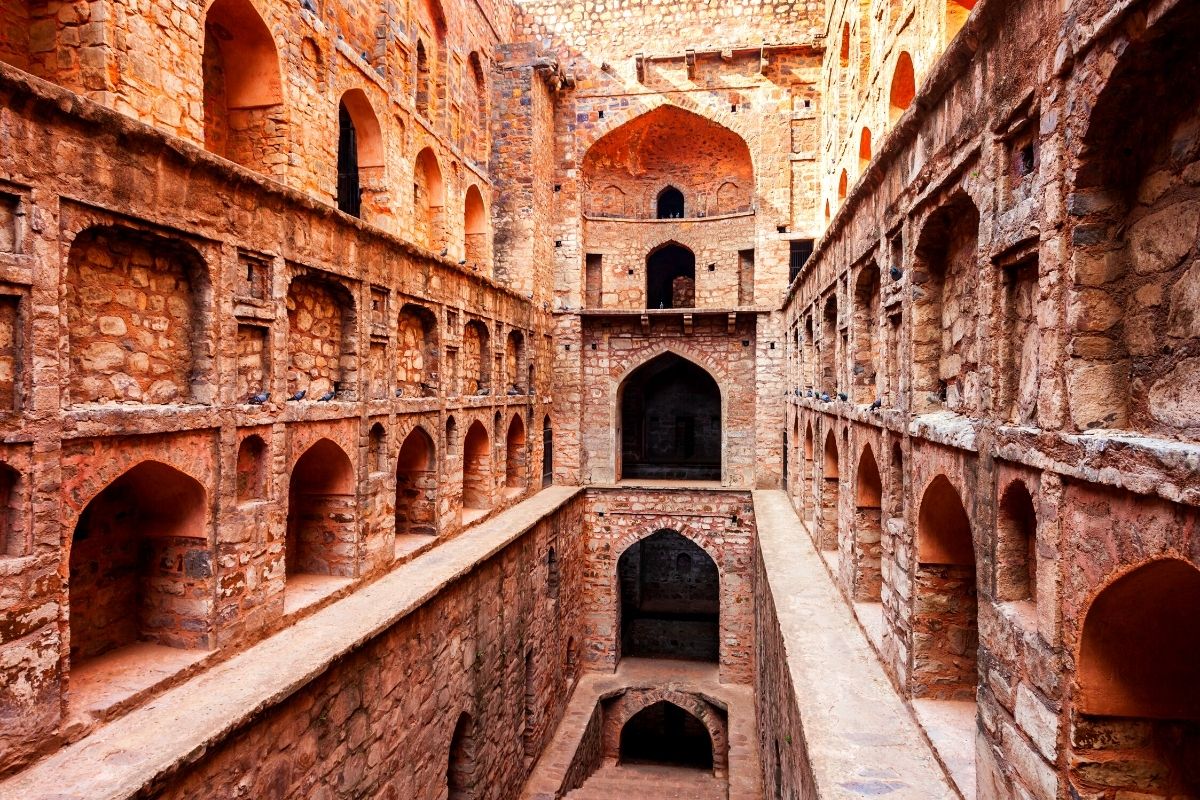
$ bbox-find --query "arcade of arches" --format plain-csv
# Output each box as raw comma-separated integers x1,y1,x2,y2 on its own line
0,0,1198,799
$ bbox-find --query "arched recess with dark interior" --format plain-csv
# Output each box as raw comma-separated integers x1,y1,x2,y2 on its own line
414,40,430,115
580,105,753,219
504,414,527,495
69,462,211,667
889,51,915,124
646,242,696,309
889,441,904,518
913,475,977,700
819,430,840,551
447,712,478,800
853,444,883,601
1068,1,1200,436
66,226,212,406
912,194,980,413
853,262,881,403
542,414,553,487
414,147,447,250
656,186,684,218
414,0,446,117
368,422,387,474
996,479,1036,604
236,434,267,503
802,421,815,521
820,294,837,393
0,463,23,557
286,274,357,400
620,701,715,770
396,303,439,395
202,0,285,174
336,89,384,218
617,529,719,662
1074,559,1200,794
395,426,437,541
463,184,488,268
461,420,492,521
504,329,525,392
461,319,491,395
618,352,721,481
286,439,356,578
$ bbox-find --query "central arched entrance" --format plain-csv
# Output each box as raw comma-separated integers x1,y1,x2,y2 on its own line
619,353,721,481
618,529,719,662
620,701,714,769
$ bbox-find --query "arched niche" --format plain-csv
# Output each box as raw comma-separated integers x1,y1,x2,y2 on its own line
889,52,915,123
396,426,437,541
286,439,355,577
464,184,488,267
461,420,491,518
504,413,527,493
414,147,446,250
581,106,753,219
618,352,721,481
646,242,696,309
620,700,715,770
853,444,883,601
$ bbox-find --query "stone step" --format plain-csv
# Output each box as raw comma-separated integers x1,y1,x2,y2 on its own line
565,764,726,800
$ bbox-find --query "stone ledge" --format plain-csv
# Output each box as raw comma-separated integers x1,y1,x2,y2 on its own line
0,485,582,800
752,490,958,800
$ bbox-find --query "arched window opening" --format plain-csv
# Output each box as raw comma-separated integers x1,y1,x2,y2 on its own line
889,52,915,123
414,147,446,250
368,422,387,474
464,185,488,267
461,320,491,395
66,227,209,406
505,414,527,495
996,480,1037,604
336,90,384,219
837,169,849,203
504,330,526,393
913,475,977,700
839,23,851,67
395,427,437,546
945,0,977,46
620,701,714,770
853,263,881,404
854,446,883,601
618,530,719,661
286,439,355,579
542,415,553,487
819,431,840,551
619,353,721,481
236,435,267,503
69,462,210,667
859,128,873,172
646,243,696,309
397,303,439,396
415,40,430,116
461,421,492,521
547,546,560,599
202,0,284,173
913,195,980,413
447,712,478,800
467,52,488,163
656,186,685,219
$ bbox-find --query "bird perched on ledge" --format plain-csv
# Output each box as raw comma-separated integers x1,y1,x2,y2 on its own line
838,392,848,401
288,389,306,402
394,388,404,397
869,398,883,411
507,385,522,396
247,391,270,405
820,393,832,402
318,390,336,402
475,387,491,396
889,266,903,281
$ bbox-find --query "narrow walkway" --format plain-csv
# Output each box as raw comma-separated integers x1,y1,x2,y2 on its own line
0,486,582,800
752,490,959,800
565,764,725,799
522,658,759,799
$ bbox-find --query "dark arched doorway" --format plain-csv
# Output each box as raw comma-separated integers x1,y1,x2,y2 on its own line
619,353,720,481
656,186,685,219
620,701,714,769
646,243,695,308
618,530,718,662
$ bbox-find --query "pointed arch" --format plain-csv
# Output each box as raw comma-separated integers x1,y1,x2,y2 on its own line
396,426,437,541
889,52,915,123
414,147,446,249
504,413,527,493
646,241,696,309
464,184,488,266
286,439,356,577
461,420,492,518
853,444,883,601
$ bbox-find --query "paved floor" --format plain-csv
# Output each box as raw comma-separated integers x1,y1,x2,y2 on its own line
522,658,759,800
565,764,726,799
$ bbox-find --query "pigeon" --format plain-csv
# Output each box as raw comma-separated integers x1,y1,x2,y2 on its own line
288,389,306,402
507,385,522,396
820,393,832,402
475,387,491,396
247,391,270,405
806,389,814,398
890,266,903,281
300,0,316,11
439,248,449,257
318,390,336,402
793,387,802,396
838,392,848,401
395,388,404,397
869,398,883,411
420,381,436,394
459,259,468,265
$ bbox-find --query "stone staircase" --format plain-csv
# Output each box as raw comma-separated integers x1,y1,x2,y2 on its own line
565,764,727,799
